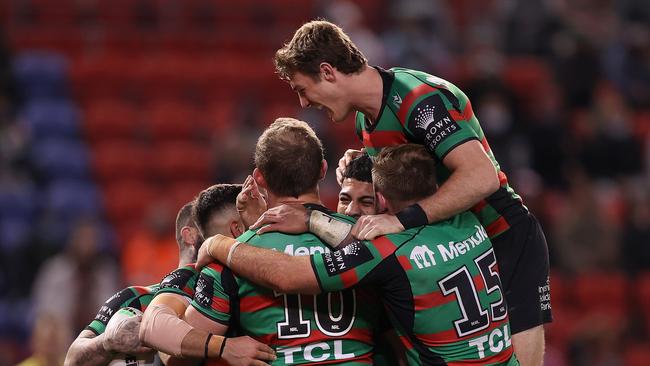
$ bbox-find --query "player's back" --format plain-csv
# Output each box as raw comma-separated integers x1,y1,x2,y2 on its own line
388,212,518,365
236,227,378,365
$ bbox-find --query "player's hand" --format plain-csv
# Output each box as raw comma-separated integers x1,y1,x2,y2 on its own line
352,214,405,240
336,149,365,185
221,336,276,366
102,313,152,355
237,175,267,229
250,204,309,235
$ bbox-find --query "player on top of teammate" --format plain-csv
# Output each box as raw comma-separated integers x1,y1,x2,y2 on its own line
271,20,550,366
198,144,520,365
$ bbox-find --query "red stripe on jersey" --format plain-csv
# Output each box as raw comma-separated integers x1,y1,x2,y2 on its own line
485,216,510,238
371,236,397,258
470,199,487,214
418,318,511,346
479,137,491,153
131,286,150,295
257,327,374,347
361,130,408,148
211,296,230,313
399,335,415,350
448,100,475,122
206,262,225,274
397,255,413,270
397,84,439,124
239,295,280,313
446,346,514,365
341,269,359,288
415,273,485,312
497,171,508,186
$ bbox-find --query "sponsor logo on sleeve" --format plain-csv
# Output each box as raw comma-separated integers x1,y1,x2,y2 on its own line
410,95,460,151
193,274,213,308
322,241,374,276
160,268,193,290
392,94,403,108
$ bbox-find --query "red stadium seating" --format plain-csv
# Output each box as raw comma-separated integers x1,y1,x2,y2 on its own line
102,180,160,227
574,272,628,313
91,141,152,183
142,99,201,141
83,98,139,143
624,343,650,366
152,142,213,182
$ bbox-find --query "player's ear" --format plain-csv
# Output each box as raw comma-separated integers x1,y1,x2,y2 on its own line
375,191,390,214
319,63,336,82
252,168,267,189
180,226,197,248
319,159,328,180
230,220,244,238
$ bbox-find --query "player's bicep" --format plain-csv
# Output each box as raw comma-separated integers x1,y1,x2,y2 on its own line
184,305,228,335
149,293,189,317
87,287,138,335
405,93,478,160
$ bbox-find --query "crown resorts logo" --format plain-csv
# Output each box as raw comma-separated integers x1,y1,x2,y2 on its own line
414,105,437,131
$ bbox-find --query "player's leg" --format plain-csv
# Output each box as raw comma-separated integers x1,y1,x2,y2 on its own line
492,213,552,366
512,325,545,366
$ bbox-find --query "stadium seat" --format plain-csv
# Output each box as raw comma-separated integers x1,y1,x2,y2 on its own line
21,99,80,140
91,141,152,183
45,179,102,219
152,142,213,182
31,139,90,181
0,182,39,221
83,99,139,143
167,180,209,210
624,343,650,366
0,218,32,252
13,51,69,100
102,180,160,227
142,99,200,141
574,271,629,313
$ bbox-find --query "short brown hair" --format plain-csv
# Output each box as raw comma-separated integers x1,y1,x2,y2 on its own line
254,118,324,197
274,20,367,80
372,144,437,204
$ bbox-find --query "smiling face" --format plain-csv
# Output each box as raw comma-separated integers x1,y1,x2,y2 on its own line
289,70,354,123
337,178,377,218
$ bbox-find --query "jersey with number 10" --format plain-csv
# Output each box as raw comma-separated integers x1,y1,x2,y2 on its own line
355,67,528,238
191,207,381,365
311,211,518,366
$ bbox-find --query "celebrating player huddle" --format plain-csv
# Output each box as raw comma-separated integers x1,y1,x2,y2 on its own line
65,20,550,366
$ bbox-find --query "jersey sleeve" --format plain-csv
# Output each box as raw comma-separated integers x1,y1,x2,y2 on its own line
156,264,200,301
403,92,479,161
310,236,400,292
85,286,152,335
189,263,237,326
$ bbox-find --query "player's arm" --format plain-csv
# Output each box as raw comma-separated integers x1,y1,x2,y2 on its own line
250,204,355,249
64,330,117,366
196,235,319,294
197,234,392,294
65,287,151,366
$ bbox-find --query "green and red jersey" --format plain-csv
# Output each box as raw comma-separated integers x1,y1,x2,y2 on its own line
355,67,527,238
191,206,382,365
85,264,198,335
311,211,518,366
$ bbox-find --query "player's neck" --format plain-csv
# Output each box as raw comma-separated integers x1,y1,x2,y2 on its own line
266,189,322,208
351,65,384,124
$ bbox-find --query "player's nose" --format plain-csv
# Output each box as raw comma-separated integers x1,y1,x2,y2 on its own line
298,94,310,108
345,202,361,218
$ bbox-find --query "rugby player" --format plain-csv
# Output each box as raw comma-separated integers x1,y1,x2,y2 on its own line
178,118,386,365
273,20,550,366
197,144,520,365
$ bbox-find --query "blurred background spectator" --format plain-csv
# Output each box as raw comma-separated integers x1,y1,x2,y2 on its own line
0,0,647,365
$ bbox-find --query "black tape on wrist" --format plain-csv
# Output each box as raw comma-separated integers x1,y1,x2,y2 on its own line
219,337,227,358
396,203,429,229
204,333,213,359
